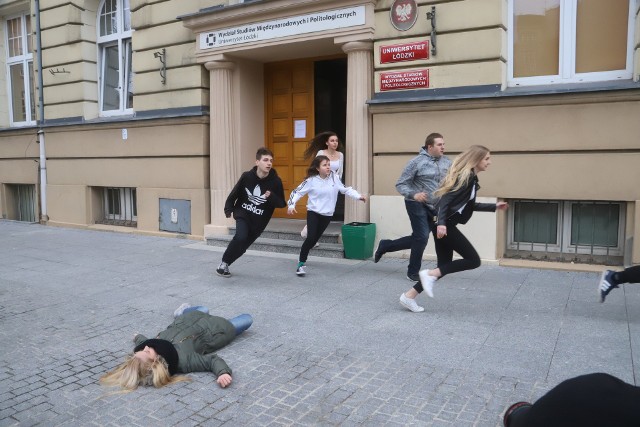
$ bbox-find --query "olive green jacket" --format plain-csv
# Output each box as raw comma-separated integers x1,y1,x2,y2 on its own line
134,311,235,377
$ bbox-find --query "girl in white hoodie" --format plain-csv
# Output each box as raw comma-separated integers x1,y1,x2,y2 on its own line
288,156,367,276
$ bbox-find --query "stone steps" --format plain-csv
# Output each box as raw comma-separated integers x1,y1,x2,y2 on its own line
205,219,345,258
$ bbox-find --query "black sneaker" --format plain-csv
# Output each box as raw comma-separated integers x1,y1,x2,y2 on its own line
216,263,231,278
374,239,389,263
406,273,419,282
598,270,618,302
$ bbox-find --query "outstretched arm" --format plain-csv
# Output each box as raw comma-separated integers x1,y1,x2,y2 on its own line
180,352,233,387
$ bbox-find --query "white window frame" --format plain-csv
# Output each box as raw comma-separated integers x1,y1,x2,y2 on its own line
4,13,35,127
508,0,636,86
96,0,133,116
508,200,626,257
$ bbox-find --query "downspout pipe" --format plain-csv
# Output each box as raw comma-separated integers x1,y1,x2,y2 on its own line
34,0,47,222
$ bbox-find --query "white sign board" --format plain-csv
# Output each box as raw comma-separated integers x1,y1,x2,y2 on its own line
294,120,306,139
199,6,366,50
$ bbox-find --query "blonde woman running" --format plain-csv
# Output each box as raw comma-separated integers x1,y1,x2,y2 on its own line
399,145,508,312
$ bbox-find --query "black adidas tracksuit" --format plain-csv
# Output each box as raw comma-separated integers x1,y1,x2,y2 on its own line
222,166,285,265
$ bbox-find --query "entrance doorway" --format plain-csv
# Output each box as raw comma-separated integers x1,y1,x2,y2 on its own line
264,57,347,220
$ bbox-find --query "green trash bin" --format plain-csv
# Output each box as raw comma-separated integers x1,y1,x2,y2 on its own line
342,222,376,260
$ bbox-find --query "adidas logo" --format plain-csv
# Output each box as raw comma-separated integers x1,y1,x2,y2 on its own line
245,185,267,206
242,185,266,215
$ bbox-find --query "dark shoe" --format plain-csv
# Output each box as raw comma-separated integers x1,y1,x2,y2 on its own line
406,273,420,282
374,239,389,263
598,270,618,302
216,262,231,278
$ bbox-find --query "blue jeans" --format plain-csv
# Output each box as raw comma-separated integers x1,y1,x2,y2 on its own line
228,314,253,336
180,308,253,336
380,200,437,276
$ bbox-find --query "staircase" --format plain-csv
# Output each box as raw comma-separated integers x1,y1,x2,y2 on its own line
205,218,345,258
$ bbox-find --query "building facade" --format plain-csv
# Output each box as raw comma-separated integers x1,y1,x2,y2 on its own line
1,0,639,266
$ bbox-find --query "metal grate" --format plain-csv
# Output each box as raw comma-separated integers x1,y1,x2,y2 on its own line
506,199,624,266
96,187,137,227
8,184,37,222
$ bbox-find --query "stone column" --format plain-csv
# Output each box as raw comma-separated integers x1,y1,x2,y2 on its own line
342,41,373,223
204,61,237,237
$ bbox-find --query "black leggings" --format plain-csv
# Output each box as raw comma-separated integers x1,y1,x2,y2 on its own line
413,223,481,293
299,210,332,263
615,265,640,284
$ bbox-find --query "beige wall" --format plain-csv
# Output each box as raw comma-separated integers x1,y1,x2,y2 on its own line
39,0,221,120
131,0,220,113
372,93,640,196
374,0,506,92
42,118,210,237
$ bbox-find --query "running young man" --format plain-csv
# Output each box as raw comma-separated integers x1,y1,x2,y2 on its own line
216,147,286,277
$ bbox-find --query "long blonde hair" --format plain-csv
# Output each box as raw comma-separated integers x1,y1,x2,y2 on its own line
100,355,190,392
435,145,489,197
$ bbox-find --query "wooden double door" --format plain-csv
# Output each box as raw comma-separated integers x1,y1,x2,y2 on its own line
264,57,347,220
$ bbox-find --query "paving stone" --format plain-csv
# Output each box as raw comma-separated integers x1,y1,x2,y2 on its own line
0,221,636,426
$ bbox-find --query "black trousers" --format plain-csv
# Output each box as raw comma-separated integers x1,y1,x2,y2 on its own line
413,221,481,293
617,265,640,284
299,210,332,263
222,218,261,266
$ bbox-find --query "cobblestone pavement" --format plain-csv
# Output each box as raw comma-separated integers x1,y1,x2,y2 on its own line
1,221,638,426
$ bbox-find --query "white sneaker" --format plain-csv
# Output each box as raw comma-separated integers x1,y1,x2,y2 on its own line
173,303,191,318
399,293,424,313
419,270,436,298
296,265,306,276
301,225,308,238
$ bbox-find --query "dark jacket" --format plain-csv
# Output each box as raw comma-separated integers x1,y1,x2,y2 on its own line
224,167,286,232
436,172,495,226
507,373,640,427
134,311,236,377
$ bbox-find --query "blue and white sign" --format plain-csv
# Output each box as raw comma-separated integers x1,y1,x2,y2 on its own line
199,6,366,49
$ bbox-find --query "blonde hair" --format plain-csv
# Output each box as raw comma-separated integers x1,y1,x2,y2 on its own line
100,354,190,392
435,145,490,197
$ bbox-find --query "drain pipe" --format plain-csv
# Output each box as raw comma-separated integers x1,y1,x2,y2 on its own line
34,0,48,223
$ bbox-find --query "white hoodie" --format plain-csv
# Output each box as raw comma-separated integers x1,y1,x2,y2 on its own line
288,172,361,216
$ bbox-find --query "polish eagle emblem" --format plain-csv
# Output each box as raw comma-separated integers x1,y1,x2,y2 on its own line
390,0,418,31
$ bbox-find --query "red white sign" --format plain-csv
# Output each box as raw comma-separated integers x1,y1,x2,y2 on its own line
390,0,418,31
380,69,429,91
380,41,429,64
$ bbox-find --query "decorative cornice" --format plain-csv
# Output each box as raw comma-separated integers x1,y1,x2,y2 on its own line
204,61,236,71
341,41,374,54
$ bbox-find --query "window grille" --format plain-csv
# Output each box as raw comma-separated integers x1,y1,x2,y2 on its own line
96,187,137,227
507,200,625,265
7,184,37,222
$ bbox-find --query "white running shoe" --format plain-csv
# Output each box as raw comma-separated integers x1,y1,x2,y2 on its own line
296,265,306,276
399,293,424,313
419,269,436,298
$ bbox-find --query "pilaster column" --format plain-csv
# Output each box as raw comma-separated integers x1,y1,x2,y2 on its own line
205,61,237,236
342,41,373,223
